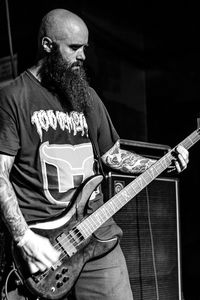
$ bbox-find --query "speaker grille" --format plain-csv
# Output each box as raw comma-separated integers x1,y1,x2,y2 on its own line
107,173,181,300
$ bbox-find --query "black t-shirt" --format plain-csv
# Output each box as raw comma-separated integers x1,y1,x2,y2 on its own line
0,71,122,239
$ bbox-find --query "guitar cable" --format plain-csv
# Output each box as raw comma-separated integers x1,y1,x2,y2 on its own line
3,263,29,300
144,186,160,300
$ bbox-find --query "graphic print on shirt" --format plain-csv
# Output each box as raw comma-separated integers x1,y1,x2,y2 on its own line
31,110,88,141
39,142,94,207
31,109,94,207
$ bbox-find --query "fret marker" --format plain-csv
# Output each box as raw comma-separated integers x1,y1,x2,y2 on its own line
121,190,130,201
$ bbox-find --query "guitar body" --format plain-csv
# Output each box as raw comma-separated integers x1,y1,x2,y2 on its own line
12,219,117,299
12,175,118,300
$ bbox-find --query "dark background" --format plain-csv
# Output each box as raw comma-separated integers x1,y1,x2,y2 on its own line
1,1,200,299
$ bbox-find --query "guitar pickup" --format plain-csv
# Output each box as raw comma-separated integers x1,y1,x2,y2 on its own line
56,232,77,257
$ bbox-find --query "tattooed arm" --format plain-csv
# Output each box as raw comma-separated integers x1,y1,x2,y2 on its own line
0,154,28,242
0,153,60,273
101,140,189,174
101,140,156,174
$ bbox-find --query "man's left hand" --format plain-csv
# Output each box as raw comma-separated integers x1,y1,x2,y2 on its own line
171,145,189,173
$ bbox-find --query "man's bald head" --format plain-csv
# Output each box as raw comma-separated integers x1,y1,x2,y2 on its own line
37,9,88,58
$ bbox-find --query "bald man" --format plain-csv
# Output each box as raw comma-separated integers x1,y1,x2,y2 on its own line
0,8,189,300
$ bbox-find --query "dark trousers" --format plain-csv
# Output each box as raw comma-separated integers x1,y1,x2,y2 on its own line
1,244,133,300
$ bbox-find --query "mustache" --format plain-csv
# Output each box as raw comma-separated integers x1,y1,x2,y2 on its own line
71,61,83,68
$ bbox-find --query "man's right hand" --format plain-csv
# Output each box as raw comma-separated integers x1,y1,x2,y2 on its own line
17,229,61,274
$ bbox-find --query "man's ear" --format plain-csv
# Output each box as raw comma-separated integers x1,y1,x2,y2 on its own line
41,37,53,53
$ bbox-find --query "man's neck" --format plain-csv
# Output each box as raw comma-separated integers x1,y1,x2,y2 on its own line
28,61,43,82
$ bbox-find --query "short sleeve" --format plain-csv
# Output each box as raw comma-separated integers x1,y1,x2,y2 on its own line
89,88,120,156
0,91,20,155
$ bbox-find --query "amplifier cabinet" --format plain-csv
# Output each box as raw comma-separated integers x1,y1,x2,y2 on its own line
105,172,182,300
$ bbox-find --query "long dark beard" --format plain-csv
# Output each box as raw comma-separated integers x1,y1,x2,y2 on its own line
38,43,92,113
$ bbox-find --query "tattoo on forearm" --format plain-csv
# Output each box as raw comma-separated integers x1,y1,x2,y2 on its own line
0,155,28,242
102,141,156,174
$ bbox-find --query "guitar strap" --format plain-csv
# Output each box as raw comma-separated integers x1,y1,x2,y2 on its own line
85,111,106,179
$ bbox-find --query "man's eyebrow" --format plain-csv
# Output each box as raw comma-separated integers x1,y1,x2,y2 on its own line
70,43,89,48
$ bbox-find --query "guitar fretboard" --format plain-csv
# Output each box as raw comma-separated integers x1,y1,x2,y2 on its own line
77,129,200,239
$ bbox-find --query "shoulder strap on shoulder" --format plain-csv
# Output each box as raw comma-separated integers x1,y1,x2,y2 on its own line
85,111,106,178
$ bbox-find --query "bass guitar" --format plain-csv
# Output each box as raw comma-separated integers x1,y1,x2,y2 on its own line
12,127,200,299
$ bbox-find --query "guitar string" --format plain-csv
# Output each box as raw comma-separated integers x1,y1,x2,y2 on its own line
36,131,200,282
45,130,200,255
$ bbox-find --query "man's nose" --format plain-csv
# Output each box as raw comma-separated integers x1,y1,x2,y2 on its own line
76,47,86,61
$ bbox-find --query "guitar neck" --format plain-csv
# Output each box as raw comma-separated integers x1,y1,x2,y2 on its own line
77,129,200,238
